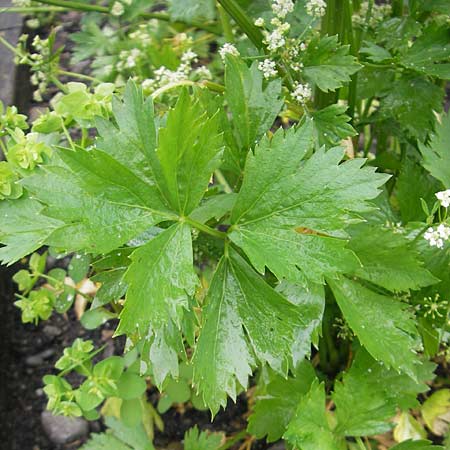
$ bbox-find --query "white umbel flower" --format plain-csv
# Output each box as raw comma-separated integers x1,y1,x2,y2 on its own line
271,0,295,18
219,43,240,61
254,17,265,27
111,1,125,16
266,29,286,51
195,66,212,79
181,49,198,64
424,224,450,249
436,189,450,208
437,223,450,240
258,59,278,79
293,82,312,103
306,0,327,17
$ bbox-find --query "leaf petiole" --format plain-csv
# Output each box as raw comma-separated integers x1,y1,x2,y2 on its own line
183,216,227,240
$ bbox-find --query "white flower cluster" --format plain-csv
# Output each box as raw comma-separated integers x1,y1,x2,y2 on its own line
292,82,312,103
254,17,265,27
129,25,152,47
424,224,450,249
173,32,194,48
271,0,295,19
258,59,278,79
111,0,133,15
116,48,141,71
111,1,125,16
219,43,240,61
195,66,212,79
306,0,327,18
253,0,309,82
141,49,210,93
265,18,291,51
436,189,450,208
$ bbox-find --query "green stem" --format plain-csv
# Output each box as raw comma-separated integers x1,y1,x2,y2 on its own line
35,0,108,13
214,169,233,193
151,80,196,99
151,80,226,99
34,0,221,34
217,0,264,48
0,34,18,54
0,137,7,156
184,216,227,240
201,80,225,93
217,3,234,43
61,121,75,150
51,75,68,94
81,128,88,147
344,0,357,123
58,345,106,377
356,437,368,450
392,0,404,16
0,6,64,12
58,70,100,83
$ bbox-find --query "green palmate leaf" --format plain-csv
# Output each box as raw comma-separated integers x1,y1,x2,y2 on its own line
284,380,345,450
312,104,357,146
224,55,283,151
21,148,172,254
193,249,308,415
276,280,325,365
377,75,443,141
375,18,422,53
144,320,185,388
70,19,116,63
96,80,156,184
91,268,127,308
80,433,132,450
328,276,420,378
91,249,131,308
189,193,237,224
183,426,223,450
169,0,216,22
360,41,393,63
302,35,361,92
347,224,438,292
152,90,223,215
103,416,154,450
247,361,316,442
333,348,435,436
399,25,450,80
0,195,63,265
117,223,197,335
419,111,450,186
229,123,389,284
